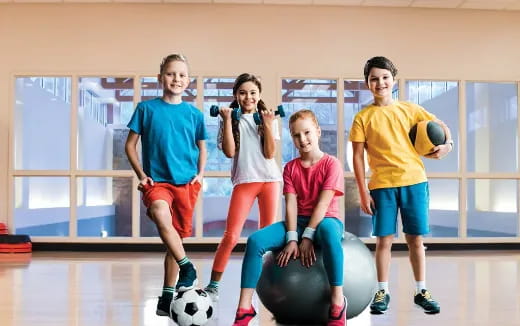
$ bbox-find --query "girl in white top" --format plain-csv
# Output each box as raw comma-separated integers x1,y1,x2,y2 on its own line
204,73,282,300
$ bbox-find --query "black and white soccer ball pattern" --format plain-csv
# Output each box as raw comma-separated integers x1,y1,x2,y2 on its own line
170,288,214,326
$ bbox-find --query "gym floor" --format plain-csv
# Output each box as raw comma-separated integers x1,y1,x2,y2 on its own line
0,250,519,326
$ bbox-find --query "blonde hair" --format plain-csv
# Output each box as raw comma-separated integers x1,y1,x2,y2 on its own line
289,109,320,130
159,53,189,75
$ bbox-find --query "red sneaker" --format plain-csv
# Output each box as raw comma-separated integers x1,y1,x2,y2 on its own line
232,306,257,326
327,296,347,326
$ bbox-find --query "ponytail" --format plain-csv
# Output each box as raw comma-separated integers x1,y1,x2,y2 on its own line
230,100,241,152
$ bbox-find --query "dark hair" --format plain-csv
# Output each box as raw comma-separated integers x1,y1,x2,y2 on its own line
159,54,189,75
229,73,268,154
363,56,398,84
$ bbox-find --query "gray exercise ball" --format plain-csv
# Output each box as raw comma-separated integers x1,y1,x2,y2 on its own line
257,232,376,324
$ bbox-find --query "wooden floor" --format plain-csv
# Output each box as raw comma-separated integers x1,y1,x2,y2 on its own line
1,250,519,326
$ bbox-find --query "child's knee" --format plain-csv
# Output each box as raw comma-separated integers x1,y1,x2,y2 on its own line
405,234,423,250
246,232,270,255
148,207,168,220
316,219,342,241
148,204,171,226
376,235,394,249
221,231,241,247
246,232,262,249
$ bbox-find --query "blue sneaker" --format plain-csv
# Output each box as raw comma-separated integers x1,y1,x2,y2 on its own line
414,289,440,314
370,289,390,314
176,263,198,292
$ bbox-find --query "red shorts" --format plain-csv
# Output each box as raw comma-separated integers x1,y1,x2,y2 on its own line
141,182,201,238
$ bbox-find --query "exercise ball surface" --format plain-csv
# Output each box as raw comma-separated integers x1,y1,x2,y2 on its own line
257,232,376,324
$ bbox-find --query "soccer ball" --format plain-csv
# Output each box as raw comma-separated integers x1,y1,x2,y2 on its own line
170,288,214,326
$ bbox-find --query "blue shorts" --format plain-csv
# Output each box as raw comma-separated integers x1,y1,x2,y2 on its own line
370,182,430,236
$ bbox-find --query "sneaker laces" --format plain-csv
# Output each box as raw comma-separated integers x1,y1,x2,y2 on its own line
421,290,434,301
204,286,218,295
374,290,386,303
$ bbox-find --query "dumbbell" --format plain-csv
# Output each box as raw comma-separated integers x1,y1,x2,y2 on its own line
253,105,286,125
209,105,242,121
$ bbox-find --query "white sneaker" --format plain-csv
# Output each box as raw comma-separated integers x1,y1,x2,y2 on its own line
203,286,219,302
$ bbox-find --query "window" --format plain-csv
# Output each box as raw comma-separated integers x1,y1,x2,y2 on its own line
282,79,337,164
14,77,71,170
78,77,134,170
203,78,235,172
466,82,518,173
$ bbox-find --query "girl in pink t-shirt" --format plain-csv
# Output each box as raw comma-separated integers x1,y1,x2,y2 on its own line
231,109,347,326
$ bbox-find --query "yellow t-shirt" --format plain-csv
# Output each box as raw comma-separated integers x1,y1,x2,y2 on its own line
349,101,436,190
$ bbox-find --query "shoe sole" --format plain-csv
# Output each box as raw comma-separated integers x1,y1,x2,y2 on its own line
155,309,169,317
176,279,198,292
245,315,259,326
370,304,389,314
415,303,440,314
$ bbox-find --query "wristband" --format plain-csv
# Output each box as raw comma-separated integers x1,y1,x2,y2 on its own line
285,231,298,243
302,227,316,241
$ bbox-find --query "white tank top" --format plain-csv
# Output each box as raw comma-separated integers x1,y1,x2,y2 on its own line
218,113,282,186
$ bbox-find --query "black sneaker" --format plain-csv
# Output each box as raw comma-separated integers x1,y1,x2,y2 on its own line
176,263,198,292
156,295,172,316
370,289,390,314
414,289,440,314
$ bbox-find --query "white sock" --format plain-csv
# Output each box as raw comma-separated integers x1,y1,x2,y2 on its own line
378,282,389,293
416,281,426,293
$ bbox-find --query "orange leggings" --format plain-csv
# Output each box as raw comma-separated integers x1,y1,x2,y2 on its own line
211,182,280,273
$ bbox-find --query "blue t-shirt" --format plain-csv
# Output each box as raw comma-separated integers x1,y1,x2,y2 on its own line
127,98,208,185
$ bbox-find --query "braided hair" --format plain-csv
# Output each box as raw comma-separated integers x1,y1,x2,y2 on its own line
229,73,268,155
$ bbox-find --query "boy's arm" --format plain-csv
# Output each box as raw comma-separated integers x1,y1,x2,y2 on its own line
261,111,277,159
190,139,207,184
277,192,299,267
125,130,153,189
424,119,453,159
220,108,236,158
352,141,374,215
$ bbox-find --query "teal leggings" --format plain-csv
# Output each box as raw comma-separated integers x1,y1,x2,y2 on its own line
241,216,344,288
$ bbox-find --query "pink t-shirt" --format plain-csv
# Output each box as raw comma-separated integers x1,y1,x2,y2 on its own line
283,154,344,218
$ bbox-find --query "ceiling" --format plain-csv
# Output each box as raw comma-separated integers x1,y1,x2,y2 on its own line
1,0,520,10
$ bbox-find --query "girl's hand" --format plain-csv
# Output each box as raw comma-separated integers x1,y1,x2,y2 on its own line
137,176,154,191
299,238,316,268
219,107,233,121
261,109,275,126
360,192,375,215
276,241,299,267
190,173,203,185
424,144,451,160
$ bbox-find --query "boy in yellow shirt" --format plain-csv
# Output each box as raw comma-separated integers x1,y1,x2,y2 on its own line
349,56,453,315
